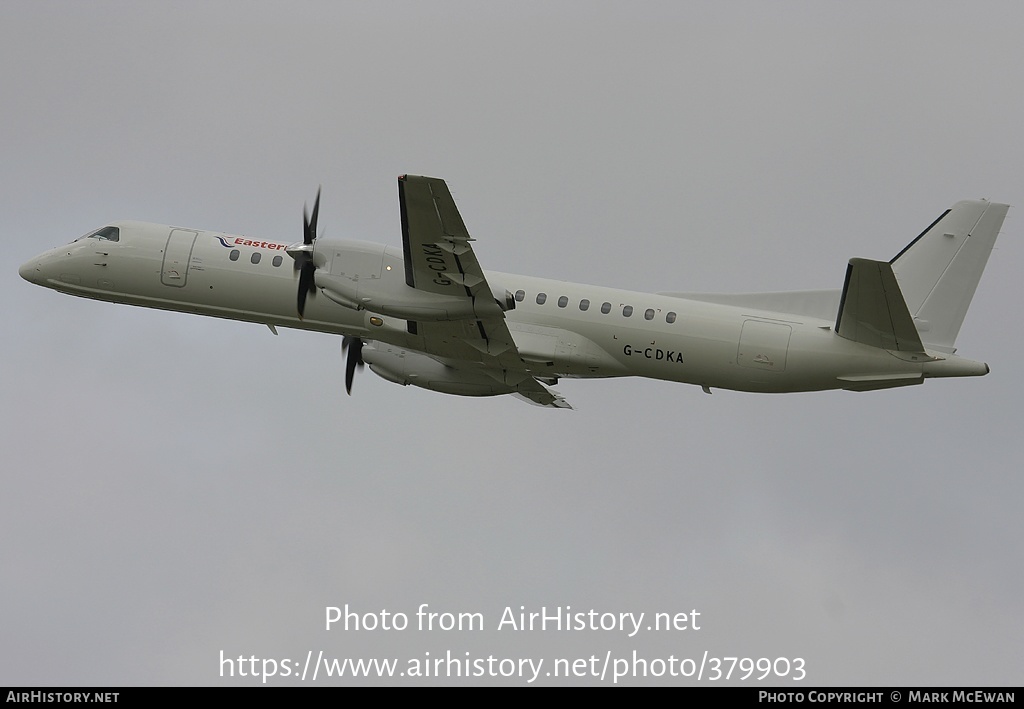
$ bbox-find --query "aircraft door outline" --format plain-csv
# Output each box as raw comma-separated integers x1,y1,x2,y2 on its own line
161,229,198,287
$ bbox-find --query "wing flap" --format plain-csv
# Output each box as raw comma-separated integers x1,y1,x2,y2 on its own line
513,385,573,409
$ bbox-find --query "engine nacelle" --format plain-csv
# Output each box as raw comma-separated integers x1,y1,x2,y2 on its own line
361,343,514,397
318,271,507,321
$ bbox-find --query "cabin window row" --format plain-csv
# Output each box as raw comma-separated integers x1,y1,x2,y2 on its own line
514,289,677,324
229,249,284,267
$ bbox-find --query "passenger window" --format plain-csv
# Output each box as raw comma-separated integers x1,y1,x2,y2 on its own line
666,312,677,324
536,293,547,304
251,252,261,265
579,299,590,311
623,305,633,317
557,296,568,308
644,308,655,320
515,290,525,302
229,249,240,261
272,255,283,267
600,302,611,314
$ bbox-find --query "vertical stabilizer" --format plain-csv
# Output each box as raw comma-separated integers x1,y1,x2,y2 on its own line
890,200,1008,352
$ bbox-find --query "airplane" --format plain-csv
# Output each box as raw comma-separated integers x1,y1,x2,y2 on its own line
19,175,1008,409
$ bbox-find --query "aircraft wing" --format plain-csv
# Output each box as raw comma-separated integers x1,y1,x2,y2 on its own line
397,175,571,408
399,174,495,299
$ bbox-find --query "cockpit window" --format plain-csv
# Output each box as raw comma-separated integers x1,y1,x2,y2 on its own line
76,226,120,242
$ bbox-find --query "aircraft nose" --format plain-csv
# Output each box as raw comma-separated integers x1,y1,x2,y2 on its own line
19,259,39,284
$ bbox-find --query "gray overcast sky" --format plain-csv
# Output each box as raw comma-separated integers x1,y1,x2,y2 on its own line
2,1,1021,686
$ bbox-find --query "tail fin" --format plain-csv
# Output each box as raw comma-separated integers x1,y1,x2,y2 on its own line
889,200,1008,352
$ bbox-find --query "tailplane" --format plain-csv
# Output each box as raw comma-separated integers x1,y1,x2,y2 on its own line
888,200,1008,353
835,258,925,352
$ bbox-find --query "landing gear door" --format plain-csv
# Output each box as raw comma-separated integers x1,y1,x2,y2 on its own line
161,229,198,287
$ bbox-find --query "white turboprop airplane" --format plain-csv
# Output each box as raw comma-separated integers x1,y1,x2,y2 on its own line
19,175,1008,408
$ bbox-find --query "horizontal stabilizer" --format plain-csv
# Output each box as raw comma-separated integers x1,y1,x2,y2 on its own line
837,373,924,391
835,258,925,352
659,290,841,322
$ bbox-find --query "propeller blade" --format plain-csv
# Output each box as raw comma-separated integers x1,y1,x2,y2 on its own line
297,258,316,318
343,336,364,395
303,187,321,245
295,188,322,318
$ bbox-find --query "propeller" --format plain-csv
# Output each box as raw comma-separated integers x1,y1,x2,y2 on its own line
342,336,365,395
287,190,363,395
289,187,321,319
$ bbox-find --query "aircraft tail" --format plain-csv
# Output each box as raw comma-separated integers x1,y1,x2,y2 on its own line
835,258,925,352
887,199,1008,352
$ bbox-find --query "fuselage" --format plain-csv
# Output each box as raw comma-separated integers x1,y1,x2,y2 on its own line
19,221,988,396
